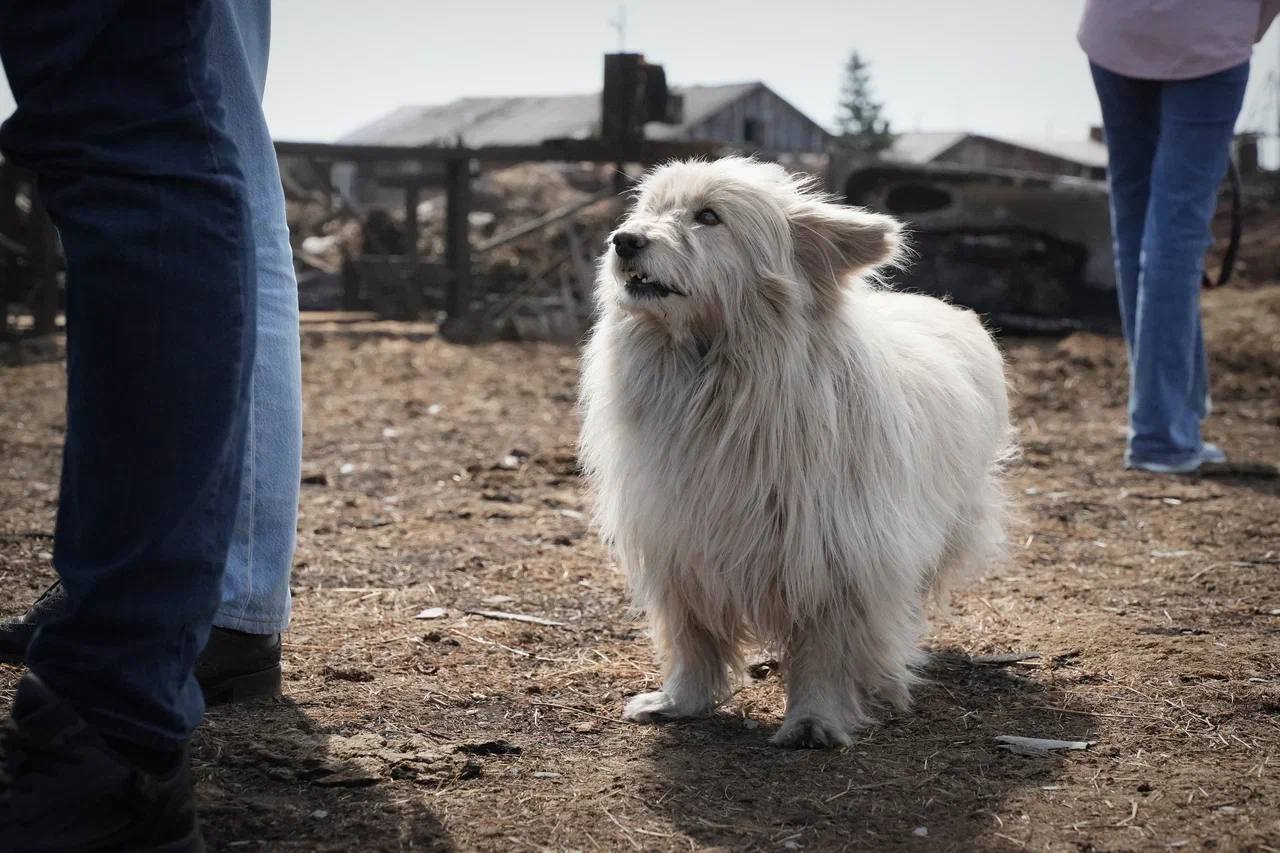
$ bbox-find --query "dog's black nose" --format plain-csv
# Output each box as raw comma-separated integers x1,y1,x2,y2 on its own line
612,232,648,260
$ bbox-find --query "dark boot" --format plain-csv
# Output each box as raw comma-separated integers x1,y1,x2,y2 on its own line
195,628,283,706
0,581,282,705
0,582,65,665
0,673,204,852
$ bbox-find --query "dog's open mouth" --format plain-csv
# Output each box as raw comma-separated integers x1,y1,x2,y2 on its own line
622,270,682,299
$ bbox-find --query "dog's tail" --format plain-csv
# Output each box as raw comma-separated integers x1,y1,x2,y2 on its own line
926,433,1022,611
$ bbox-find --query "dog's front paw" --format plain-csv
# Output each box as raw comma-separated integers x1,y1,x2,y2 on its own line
623,690,707,723
770,715,852,749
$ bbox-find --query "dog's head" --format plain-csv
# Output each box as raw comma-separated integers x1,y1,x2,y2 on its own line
600,157,901,335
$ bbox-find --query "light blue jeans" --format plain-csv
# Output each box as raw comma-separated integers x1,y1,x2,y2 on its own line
1090,60,1249,468
211,0,301,634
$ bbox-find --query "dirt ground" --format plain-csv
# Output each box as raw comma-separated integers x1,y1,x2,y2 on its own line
1,282,1278,852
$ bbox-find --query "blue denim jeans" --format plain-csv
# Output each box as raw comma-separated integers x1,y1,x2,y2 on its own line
0,0,255,747
1090,61,1249,468
211,0,302,636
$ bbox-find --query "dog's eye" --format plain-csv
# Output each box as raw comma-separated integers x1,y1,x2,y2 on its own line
694,208,721,227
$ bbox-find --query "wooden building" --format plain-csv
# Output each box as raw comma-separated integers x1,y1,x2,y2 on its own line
876,131,1108,180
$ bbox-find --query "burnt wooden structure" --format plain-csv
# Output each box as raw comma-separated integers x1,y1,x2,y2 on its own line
275,136,716,326
843,163,1117,333
1,55,719,337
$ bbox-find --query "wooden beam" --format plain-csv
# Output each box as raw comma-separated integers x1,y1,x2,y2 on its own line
275,139,717,166
474,188,616,255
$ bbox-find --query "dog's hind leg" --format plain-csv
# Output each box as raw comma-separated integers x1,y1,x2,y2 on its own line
772,605,923,748
771,620,867,748
624,596,737,724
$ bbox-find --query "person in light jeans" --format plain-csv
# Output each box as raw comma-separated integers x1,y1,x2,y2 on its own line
1079,0,1279,473
0,1,299,848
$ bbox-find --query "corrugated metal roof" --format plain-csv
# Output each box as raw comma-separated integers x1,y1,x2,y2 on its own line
999,136,1108,169
884,132,968,164
340,82,769,146
886,131,1107,169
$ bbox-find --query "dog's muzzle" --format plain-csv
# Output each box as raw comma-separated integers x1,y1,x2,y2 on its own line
621,269,683,300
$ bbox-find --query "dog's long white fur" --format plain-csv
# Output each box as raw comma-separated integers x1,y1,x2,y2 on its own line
578,158,1013,748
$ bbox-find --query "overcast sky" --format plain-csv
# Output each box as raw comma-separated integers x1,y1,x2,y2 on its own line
1,0,1278,144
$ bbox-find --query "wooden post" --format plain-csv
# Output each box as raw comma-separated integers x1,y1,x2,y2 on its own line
0,165,16,341
0,164,17,247
340,258,361,311
30,191,58,336
402,180,423,319
444,157,472,319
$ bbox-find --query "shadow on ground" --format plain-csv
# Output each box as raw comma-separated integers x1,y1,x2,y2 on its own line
194,698,455,852
1198,465,1280,499
640,649,1098,851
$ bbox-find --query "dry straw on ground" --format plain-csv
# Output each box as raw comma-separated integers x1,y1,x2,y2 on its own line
2,283,1278,850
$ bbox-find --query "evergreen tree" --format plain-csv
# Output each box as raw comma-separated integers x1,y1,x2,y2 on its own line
836,51,895,154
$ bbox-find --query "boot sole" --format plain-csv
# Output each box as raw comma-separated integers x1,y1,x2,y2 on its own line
3,647,283,708
83,818,205,853
126,824,206,853
200,664,283,707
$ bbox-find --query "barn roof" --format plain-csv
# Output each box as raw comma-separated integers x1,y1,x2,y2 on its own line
882,132,969,164
340,81,799,147
886,131,1107,170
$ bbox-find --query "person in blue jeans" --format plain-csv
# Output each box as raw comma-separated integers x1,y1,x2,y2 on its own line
1079,1,1277,473
0,0,302,704
0,1,299,849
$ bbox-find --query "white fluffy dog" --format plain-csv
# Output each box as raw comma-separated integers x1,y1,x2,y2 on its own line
578,157,1012,748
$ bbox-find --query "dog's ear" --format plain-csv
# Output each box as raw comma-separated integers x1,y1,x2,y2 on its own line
789,200,900,291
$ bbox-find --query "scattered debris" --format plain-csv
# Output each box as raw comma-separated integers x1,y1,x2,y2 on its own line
300,470,330,486
1050,649,1083,668
415,607,448,620
913,826,929,837
995,736,1096,757
481,594,514,605
454,740,522,756
464,609,568,628
309,766,381,788
495,454,521,470
322,666,375,683
970,652,1041,667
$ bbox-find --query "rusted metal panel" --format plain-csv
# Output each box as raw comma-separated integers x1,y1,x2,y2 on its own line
842,163,1117,333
